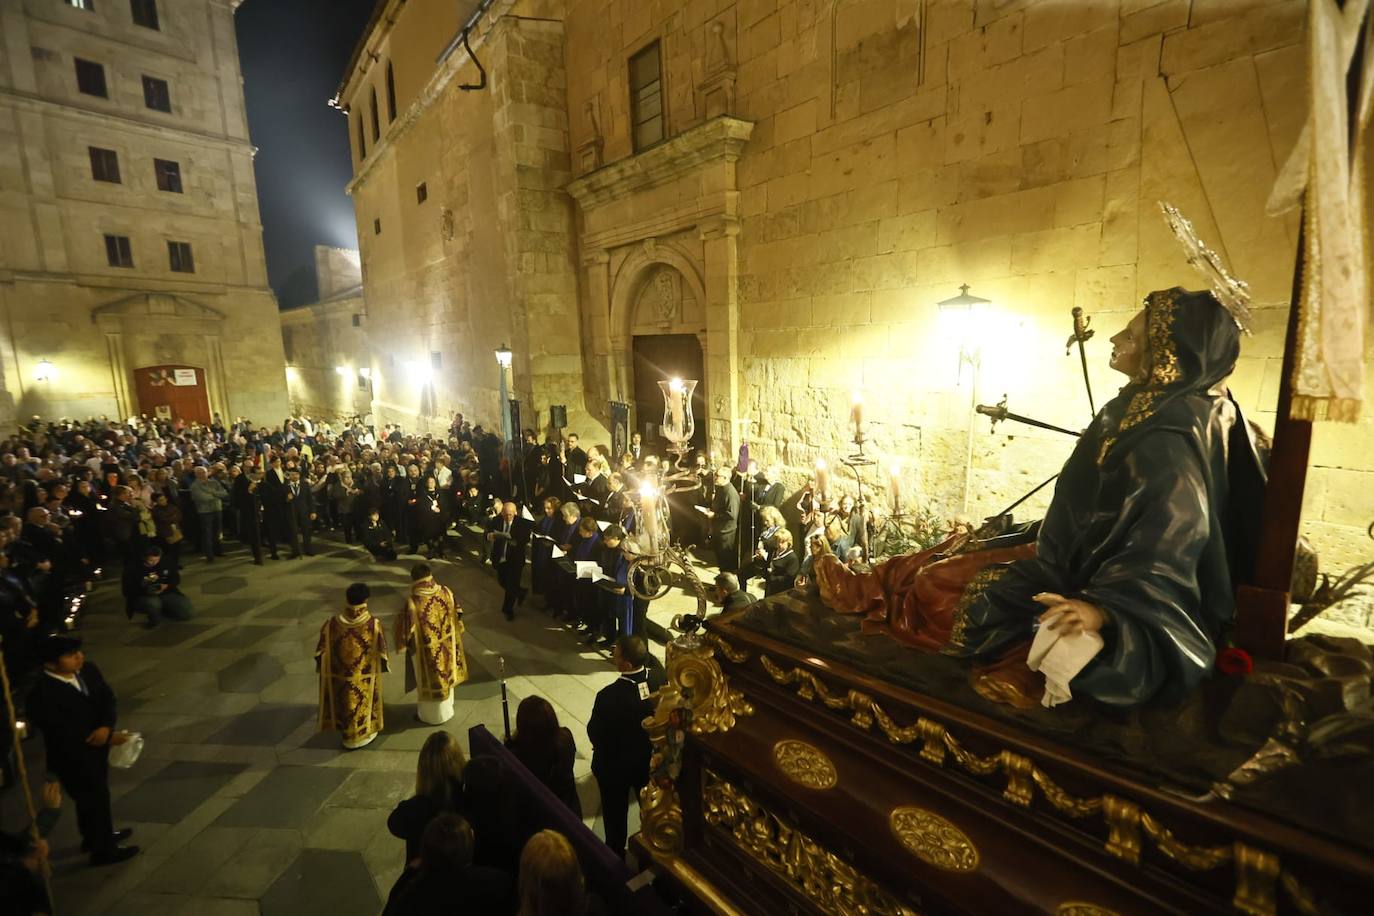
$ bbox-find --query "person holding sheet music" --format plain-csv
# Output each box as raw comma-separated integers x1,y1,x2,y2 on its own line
485,501,529,621
592,524,632,648
567,516,603,639
530,497,562,605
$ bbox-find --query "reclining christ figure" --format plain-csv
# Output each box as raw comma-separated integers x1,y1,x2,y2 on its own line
812,287,1266,710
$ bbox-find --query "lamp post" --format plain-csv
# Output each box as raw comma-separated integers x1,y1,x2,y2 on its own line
494,342,513,447
937,284,991,515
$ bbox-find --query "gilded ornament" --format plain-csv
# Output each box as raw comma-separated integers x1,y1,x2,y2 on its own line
772,740,838,790
889,806,980,873
702,770,918,916
1057,904,1121,916
755,655,1295,908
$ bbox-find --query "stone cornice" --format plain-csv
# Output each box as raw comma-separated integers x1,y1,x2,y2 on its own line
565,116,755,211
0,88,257,153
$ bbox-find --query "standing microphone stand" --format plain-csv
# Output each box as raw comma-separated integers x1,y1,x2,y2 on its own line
498,655,511,742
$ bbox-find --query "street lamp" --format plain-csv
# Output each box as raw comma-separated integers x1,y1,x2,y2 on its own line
937,284,991,514
494,343,513,447
34,359,55,382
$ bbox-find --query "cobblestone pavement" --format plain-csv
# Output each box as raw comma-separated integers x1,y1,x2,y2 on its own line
5,528,708,916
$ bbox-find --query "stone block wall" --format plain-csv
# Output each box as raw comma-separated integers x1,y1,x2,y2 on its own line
281,294,372,421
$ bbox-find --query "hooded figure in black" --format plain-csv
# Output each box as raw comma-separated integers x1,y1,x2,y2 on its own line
816,288,1265,709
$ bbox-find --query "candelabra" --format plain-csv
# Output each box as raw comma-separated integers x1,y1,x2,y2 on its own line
840,408,879,564
626,378,708,615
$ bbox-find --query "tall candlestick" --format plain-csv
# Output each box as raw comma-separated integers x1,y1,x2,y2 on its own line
850,391,865,436
815,458,830,495
667,377,685,435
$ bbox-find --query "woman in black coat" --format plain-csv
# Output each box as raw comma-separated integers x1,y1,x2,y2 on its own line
387,731,467,865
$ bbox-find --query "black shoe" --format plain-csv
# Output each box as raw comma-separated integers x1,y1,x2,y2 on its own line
82,828,134,852
90,844,140,866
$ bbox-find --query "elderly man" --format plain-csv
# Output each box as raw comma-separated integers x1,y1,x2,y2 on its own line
485,501,529,621
188,466,229,563
701,466,740,573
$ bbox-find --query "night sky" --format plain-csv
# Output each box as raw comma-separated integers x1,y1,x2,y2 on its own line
235,0,377,309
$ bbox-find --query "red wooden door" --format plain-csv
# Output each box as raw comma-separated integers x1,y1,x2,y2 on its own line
134,365,211,425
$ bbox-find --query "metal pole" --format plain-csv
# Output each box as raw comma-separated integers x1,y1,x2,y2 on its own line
0,638,54,912
498,655,511,742
497,366,511,448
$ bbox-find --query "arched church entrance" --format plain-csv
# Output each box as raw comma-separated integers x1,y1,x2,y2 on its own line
631,334,705,452
622,261,708,454
134,365,211,424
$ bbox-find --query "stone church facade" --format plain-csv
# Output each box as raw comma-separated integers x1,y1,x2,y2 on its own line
0,0,286,427
334,0,1373,573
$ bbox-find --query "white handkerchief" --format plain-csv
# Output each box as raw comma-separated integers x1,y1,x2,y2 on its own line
1027,614,1104,708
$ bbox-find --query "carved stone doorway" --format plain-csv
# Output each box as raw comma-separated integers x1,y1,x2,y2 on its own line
631,334,705,454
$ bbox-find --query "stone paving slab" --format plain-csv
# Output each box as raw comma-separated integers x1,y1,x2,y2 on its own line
114,761,250,824
128,623,218,648
194,624,278,649
214,765,350,829
205,704,317,747
216,652,286,693
260,849,382,916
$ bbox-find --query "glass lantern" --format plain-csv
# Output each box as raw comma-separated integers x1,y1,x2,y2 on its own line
658,377,697,446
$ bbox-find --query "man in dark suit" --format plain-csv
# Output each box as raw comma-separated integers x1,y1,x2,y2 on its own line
587,635,666,858
703,466,739,572
259,454,291,560
710,571,755,614
485,501,529,621
25,635,138,866
563,433,588,480
286,467,315,557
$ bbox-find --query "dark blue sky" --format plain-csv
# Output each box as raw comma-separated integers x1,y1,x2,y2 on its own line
236,0,376,308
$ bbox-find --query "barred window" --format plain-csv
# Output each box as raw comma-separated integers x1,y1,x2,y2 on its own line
105,234,133,268
75,58,107,97
629,42,663,152
89,147,121,183
168,240,194,273
154,158,182,193
142,75,171,113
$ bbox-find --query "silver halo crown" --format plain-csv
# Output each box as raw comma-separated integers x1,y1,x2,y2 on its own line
1158,201,1254,335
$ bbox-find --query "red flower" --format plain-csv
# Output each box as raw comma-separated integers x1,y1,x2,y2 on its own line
1216,647,1254,676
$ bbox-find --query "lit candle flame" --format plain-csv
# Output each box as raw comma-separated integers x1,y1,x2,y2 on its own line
669,377,684,393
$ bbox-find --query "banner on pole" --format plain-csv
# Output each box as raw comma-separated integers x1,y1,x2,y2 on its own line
609,400,630,462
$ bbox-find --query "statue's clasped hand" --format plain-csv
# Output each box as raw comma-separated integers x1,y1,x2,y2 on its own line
1034,592,1107,637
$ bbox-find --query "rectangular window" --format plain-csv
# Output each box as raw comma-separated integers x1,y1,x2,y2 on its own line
430,351,442,370
167,240,194,273
373,218,381,235
416,182,427,204
75,58,107,98
130,0,159,29
142,75,171,112
154,158,182,193
104,234,133,268
89,147,121,183
629,41,664,152
351,313,362,327
357,370,369,389
64,0,94,9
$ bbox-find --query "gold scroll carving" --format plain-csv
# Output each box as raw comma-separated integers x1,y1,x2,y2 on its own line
638,637,753,857
701,768,919,916
772,739,838,790
757,654,1313,916
889,806,980,873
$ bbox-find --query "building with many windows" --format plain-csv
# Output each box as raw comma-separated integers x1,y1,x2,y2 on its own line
328,0,1373,578
0,0,287,425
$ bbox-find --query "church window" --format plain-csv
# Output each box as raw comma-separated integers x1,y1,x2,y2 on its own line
629,41,663,152
386,62,397,123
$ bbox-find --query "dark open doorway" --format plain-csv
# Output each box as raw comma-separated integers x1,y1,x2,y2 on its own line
631,334,706,453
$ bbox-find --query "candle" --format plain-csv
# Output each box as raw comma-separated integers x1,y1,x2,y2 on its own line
641,483,662,553
889,459,903,514
850,391,865,436
668,377,685,434
815,458,830,495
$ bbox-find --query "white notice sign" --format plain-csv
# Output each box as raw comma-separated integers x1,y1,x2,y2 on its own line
173,369,197,386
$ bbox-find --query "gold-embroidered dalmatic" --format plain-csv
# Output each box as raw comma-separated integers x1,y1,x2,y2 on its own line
316,608,388,744
397,580,467,701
